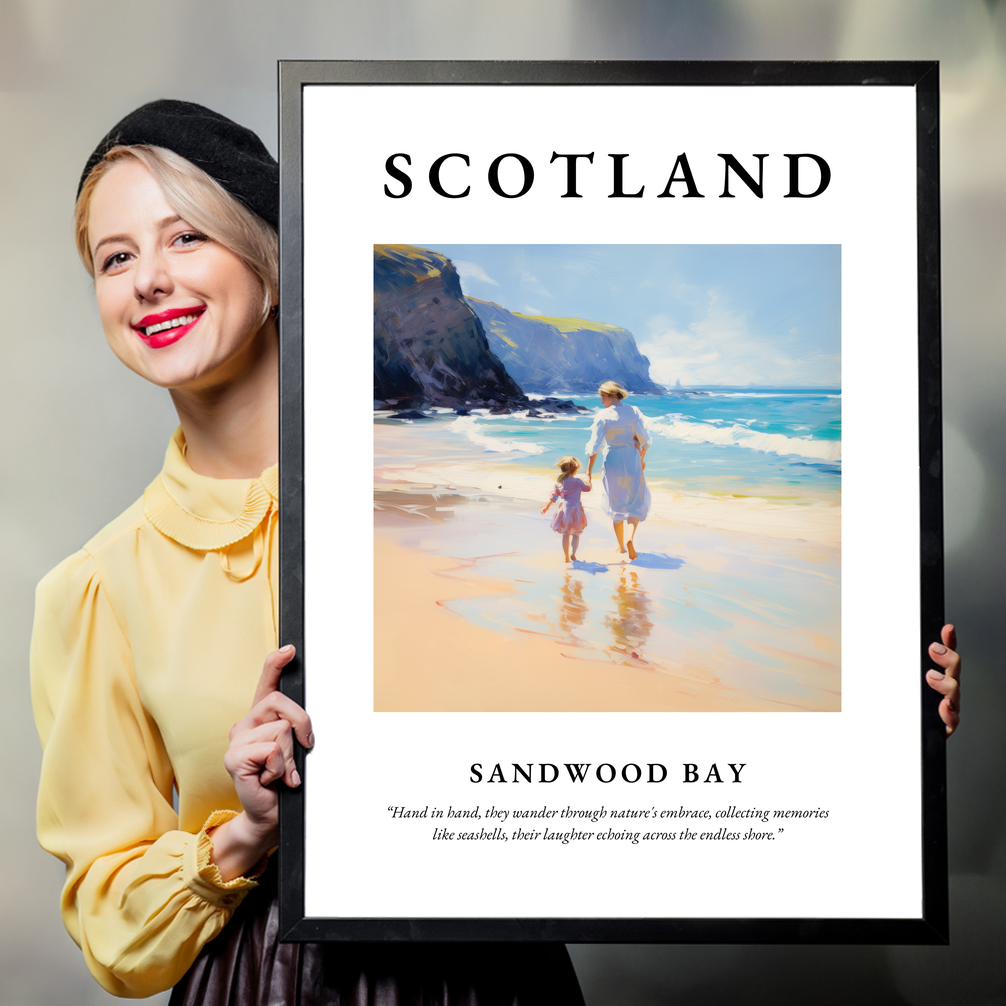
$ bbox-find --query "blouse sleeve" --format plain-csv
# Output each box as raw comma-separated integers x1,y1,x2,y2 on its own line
632,406,652,448
585,413,606,457
30,550,262,998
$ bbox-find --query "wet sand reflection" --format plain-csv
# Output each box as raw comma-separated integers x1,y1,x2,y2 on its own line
558,572,588,637
602,568,654,665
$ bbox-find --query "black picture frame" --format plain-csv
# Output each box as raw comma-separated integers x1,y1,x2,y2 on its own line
277,60,945,944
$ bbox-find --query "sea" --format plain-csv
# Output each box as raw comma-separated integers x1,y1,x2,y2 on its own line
377,388,841,496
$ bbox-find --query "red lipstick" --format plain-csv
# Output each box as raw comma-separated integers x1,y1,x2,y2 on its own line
132,306,205,349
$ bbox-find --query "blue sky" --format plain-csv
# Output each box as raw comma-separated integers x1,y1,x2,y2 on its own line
430,244,840,388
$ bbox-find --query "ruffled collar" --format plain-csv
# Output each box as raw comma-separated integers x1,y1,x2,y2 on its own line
143,428,278,551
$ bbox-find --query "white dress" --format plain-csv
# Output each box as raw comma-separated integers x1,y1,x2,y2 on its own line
585,402,652,521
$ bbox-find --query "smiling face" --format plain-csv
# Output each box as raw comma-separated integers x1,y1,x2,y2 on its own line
87,158,271,393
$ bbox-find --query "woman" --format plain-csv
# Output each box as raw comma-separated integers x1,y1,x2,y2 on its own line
585,380,651,559
31,100,583,1004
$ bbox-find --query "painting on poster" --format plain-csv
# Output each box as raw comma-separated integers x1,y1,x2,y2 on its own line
279,62,945,943
373,241,841,713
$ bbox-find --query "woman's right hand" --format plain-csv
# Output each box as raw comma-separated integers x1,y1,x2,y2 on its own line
209,645,314,880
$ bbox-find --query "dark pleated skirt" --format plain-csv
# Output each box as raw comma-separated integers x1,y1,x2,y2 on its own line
169,869,584,1006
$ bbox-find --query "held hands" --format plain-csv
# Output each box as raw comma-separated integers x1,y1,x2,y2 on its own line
210,645,314,880
926,624,961,737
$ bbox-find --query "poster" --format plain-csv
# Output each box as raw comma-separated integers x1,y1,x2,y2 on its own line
278,62,945,942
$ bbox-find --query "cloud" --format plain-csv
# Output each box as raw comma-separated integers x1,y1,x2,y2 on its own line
519,269,552,298
523,306,543,315
638,292,840,386
564,258,599,277
453,261,499,291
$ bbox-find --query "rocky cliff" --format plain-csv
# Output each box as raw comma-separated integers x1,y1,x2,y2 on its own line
374,245,524,410
467,299,663,395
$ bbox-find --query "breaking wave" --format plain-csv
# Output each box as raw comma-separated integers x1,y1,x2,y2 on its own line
446,416,547,454
699,391,841,399
645,415,841,462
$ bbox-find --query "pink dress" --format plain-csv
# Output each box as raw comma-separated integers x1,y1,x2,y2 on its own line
549,477,591,534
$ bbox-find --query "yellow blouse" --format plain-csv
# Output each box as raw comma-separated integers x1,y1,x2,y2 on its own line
31,429,279,998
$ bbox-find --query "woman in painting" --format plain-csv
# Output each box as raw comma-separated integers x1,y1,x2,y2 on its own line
30,100,583,1004
585,380,652,559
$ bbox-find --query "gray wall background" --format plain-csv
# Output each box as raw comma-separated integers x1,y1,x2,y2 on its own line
2,2,1003,1003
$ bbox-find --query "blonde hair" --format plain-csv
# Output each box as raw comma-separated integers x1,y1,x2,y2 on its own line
75,145,278,323
598,380,628,400
556,455,580,483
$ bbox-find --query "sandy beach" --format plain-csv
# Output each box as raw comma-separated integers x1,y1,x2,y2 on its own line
374,422,841,713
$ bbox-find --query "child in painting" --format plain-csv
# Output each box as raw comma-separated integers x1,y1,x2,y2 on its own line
541,456,592,562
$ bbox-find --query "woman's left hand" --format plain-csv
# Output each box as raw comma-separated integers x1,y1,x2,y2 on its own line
926,624,961,737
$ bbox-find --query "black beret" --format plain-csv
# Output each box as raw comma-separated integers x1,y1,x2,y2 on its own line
77,99,278,228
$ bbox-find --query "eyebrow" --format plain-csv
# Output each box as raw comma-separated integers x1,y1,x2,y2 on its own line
91,215,185,258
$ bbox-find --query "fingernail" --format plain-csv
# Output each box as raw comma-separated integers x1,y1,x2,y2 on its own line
292,768,301,787
927,669,944,680
307,732,315,748
280,644,295,654
931,643,947,655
